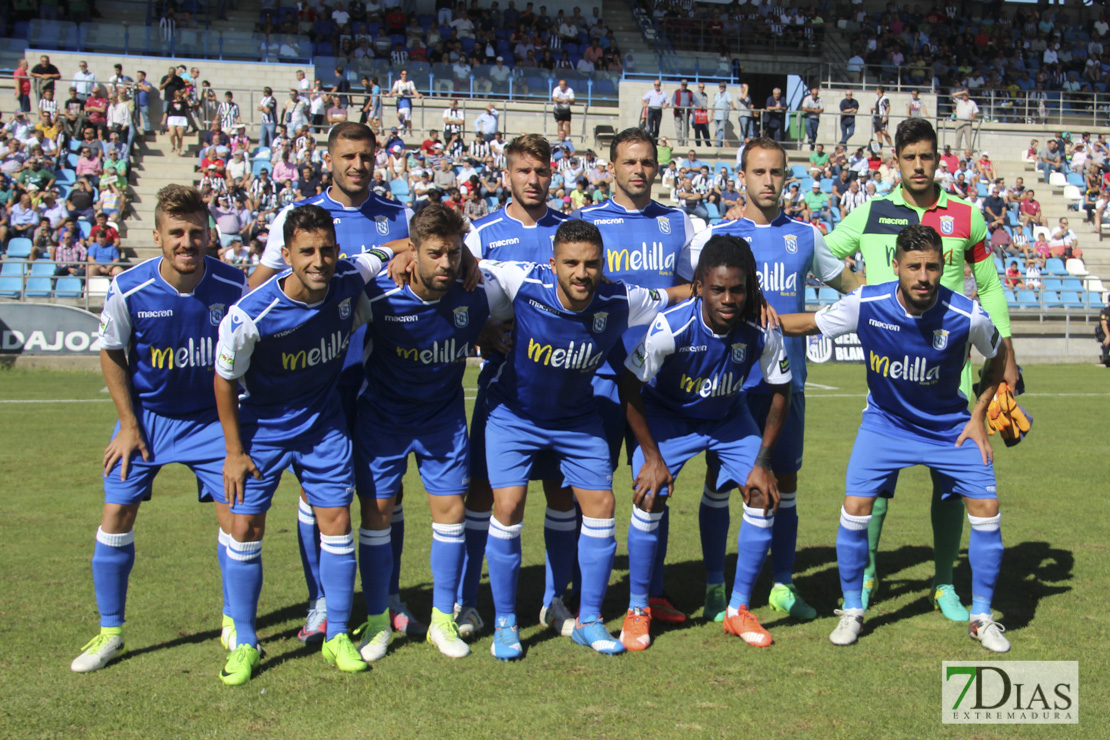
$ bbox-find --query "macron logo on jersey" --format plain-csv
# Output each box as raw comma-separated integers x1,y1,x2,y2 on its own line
137,309,174,319
527,337,601,370
869,351,940,384
868,318,901,332
281,330,349,370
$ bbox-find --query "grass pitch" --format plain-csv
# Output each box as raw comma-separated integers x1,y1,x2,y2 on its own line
0,363,1105,738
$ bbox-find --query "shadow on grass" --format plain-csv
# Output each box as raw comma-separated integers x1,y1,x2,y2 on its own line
990,540,1073,631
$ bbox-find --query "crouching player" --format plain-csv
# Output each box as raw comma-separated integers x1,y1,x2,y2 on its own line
72,185,247,673
352,204,512,661
480,220,691,660
618,235,791,651
213,204,395,684
779,225,1010,652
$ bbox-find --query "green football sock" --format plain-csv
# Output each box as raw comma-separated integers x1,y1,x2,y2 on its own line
864,496,888,579
930,471,965,587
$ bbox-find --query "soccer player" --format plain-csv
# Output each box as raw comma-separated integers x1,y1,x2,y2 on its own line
352,204,511,661
779,224,1010,653
678,137,860,622
480,219,691,660
72,185,247,673
825,118,1019,620
249,122,419,643
456,134,575,638
618,235,791,651
575,127,695,625
213,204,394,685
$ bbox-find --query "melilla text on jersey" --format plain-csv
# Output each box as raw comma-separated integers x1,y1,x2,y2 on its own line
527,337,601,371
868,350,941,384
679,369,747,398
757,261,799,297
281,330,350,371
395,338,472,364
607,241,676,274
150,338,216,370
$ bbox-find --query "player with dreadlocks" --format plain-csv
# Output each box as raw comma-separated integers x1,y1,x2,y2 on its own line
616,234,793,651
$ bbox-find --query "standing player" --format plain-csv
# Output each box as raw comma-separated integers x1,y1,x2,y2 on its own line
575,127,694,625
250,122,419,643
870,86,891,149
618,235,791,651
351,204,512,661
678,137,859,622
71,185,247,673
214,205,395,684
780,225,1010,652
480,220,691,660
456,134,575,638
825,118,1018,620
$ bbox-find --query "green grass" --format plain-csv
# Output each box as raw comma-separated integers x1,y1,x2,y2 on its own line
0,363,1105,738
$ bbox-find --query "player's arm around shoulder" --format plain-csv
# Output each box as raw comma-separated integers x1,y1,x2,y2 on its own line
779,286,863,337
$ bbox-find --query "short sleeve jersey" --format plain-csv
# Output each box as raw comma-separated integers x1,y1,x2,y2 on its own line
575,198,694,376
215,250,390,445
482,261,668,423
98,257,247,416
825,184,1010,338
626,298,791,421
815,282,1001,441
361,273,512,427
464,206,570,263
679,214,843,393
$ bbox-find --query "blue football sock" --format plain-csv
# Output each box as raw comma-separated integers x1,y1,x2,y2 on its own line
457,508,490,608
968,513,1003,617
296,497,322,604
358,528,391,617
699,486,731,586
430,522,465,615
319,532,356,639
217,528,231,618
225,537,263,648
92,527,135,628
729,505,774,609
388,506,405,598
771,491,798,585
837,506,872,611
627,507,664,610
485,516,523,620
542,507,577,608
568,500,582,603
578,516,617,622
648,505,670,598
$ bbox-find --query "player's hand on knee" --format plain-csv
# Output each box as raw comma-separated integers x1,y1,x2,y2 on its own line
103,425,150,481
224,452,261,506
956,418,993,465
744,466,780,515
633,454,673,510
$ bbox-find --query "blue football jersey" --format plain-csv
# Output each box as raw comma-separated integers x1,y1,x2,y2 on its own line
482,261,669,423
464,206,570,263
575,199,693,376
679,213,845,394
215,250,390,445
98,256,247,416
261,189,413,387
626,298,791,421
815,282,1001,441
361,273,512,427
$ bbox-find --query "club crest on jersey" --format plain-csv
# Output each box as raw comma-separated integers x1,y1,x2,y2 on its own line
208,303,225,326
939,215,955,235
783,234,798,254
592,311,609,333
731,342,747,364
339,298,352,319
453,306,469,328
933,329,949,350
375,215,390,235
657,217,671,235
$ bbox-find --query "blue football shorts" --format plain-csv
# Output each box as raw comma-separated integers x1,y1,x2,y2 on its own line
484,403,613,491
745,391,805,474
469,379,561,482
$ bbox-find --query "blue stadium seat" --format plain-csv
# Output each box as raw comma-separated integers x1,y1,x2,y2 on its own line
56,168,76,185
252,147,272,160
54,276,83,298
6,238,33,259
1059,290,1085,308
806,286,819,305
66,152,80,169
1041,277,1062,292
28,260,56,277
1004,289,1016,305
252,160,271,176
704,202,720,220
820,178,833,193
992,256,1005,273
78,221,92,239
1062,277,1084,292
1044,257,1067,275
1042,290,1063,308
0,268,23,297
1014,289,1040,308
1086,290,1103,308
24,275,53,298
791,164,807,179
1067,172,1085,187
390,179,410,199
817,287,838,305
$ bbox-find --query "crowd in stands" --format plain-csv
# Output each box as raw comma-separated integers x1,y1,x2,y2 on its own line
2,54,139,278
645,0,825,56
846,2,1110,120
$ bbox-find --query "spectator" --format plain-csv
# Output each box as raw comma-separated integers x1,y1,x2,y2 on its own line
838,90,858,146
809,144,830,178
95,181,127,221
976,151,996,183
86,229,124,276
10,192,41,239
763,87,787,142
951,89,979,152
162,89,193,156
474,104,499,142
66,176,96,221
982,185,1007,231
1098,296,1110,366
675,175,707,219
84,86,109,139
551,79,574,138
642,80,667,139
387,69,422,134
284,89,310,132
803,181,831,223
1049,217,1083,260
735,83,754,142
443,99,465,139
52,228,88,277
712,82,734,148
1038,139,1064,183
800,85,823,151
433,157,456,191
72,60,96,102
14,59,31,114
672,79,694,146
106,92,131,137
870,86,892,148
30,55,62,101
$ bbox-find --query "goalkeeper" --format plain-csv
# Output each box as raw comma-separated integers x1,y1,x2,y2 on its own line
825,118,1020,620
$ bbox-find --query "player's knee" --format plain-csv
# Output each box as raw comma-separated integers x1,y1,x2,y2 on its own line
101,502,140,533
964,497,999,519
637,495,668,514
575,489,615,519
542,481,574,511
428,493,465,523
232,514,266,542
843,496,875,517
746,489,768,511
315,506,351,536
359,496,394,529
